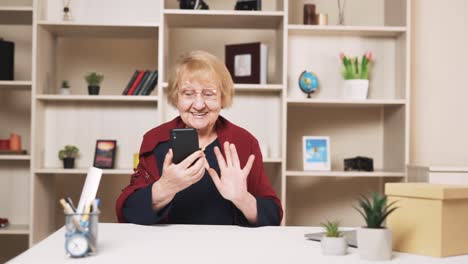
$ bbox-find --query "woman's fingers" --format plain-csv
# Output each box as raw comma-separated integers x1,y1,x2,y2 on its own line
163,149,173,169
223,141,233,167
189,159,206,184
180,150,204,169
187,156,205,175
229,143,240,168
242,154,255,177
214,146,227,168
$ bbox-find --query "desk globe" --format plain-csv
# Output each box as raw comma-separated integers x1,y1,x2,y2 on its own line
298,71,319,98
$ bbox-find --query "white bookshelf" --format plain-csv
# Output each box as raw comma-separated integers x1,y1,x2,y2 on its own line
0,155,30,161
35,95,159,102
286,170,405,178
0,81,32,89
287,98,406,106
35,168,134,175
288,25,406,37
0,224,29,235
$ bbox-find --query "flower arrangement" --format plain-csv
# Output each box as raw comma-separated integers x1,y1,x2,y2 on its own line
340,51,372,80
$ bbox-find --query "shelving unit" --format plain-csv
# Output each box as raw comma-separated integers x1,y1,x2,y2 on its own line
1,2,412,260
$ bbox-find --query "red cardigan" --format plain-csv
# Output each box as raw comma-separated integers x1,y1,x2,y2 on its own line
115,116,283,223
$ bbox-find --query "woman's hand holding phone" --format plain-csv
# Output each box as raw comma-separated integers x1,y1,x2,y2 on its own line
151,149,206,211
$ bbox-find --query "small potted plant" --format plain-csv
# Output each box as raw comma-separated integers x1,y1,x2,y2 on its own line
340,51,372,100
58,145,79,169
85,72,104,95
60,80,71,95
354,192,398,261
320,220,348,256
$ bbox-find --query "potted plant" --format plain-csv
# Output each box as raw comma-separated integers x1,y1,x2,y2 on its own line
60,80,71,95
340,51,372,100
85,72,104,95
320,220,348,256
58,145,79,169
354,192,398,261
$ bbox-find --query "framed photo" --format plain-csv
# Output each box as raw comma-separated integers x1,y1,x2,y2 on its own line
303,136,330,171
93,140,117,169
225,42,267,84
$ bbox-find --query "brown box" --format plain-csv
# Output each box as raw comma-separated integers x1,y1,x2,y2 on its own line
385,183,468,257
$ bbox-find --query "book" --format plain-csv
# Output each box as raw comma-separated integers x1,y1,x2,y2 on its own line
142,71,158,95
126,70,146,95
133,70,150,95
225,42,268,84
122,70,139,95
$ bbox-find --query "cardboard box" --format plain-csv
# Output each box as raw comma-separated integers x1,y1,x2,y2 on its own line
385,183,468,257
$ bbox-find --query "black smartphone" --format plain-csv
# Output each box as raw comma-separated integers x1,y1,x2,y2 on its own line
170,128,199,164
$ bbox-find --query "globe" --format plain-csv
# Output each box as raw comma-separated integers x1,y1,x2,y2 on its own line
298,71,319,98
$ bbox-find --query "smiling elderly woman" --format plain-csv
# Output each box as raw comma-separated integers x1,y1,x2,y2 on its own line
116,51,283,226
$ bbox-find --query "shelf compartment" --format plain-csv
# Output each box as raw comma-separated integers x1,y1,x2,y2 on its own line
36,95,159,102
164,10,284,29
0,7,32,25
286,170,404,178
288,25,406,38
37,21,159,38
287,98,406,107
0,155,30,161
0,224,29,235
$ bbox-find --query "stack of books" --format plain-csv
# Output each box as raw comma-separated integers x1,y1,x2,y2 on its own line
122,70,158,95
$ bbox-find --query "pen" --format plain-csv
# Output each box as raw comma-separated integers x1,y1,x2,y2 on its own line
80,201,92,225
59,199,83,232
65,197,76,212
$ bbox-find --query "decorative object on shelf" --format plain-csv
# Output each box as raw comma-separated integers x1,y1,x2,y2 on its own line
59,145,79,169
316,13,329,25
235,0,261,11
320,220,348,256
225,42,268,84
9,133,21,151
93,140,117,169
62,0,73,21
85,72,104,95
0,134,26,154
344,156,374,171
354,192,398,261
303,136,330,171
0,38,14,80
337,0,345,25
340,51,372,100
298,71,319,98
122,70,158,95
0,217,9,228
60,80,71,95
303,4,316,25
178,0,209,10
0,139,10,151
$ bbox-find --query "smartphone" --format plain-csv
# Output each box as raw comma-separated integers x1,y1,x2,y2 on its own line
170,128,199,164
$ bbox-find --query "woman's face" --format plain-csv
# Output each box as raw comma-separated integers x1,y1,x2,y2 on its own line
177,78,222,135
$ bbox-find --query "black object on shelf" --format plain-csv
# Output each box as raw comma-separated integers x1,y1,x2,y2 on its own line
0,39,15,80
179,0,209,10
235,0,262,11
0,217,9,228
344,156,374,172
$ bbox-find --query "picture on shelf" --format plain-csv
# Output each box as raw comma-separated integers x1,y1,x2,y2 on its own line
225,42,268,84
303,136,330,171
93,140,117,169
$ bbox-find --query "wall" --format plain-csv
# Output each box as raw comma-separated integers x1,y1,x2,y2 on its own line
410,0,468,166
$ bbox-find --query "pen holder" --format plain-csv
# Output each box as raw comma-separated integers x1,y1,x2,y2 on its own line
64,212,99,258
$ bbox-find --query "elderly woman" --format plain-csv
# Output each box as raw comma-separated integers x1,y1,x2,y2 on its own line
116,51,282,226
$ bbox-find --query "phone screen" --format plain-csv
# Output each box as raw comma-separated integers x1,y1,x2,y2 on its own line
170,128,199,164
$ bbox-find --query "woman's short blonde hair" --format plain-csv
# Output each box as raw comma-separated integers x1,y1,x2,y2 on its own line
168,50,234,108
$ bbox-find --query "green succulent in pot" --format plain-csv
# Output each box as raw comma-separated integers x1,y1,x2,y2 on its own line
354,192,398,228
321,220,342,237
85,72,104,95
58,145,79,169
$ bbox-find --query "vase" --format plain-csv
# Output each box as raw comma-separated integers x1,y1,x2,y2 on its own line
63,157,75,169
88,85,100,95
60,88,71,95
321,236,348,256
357,227,393,261
343,79,369,100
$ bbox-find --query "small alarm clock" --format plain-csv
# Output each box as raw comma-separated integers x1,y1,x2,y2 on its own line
65,232,89,258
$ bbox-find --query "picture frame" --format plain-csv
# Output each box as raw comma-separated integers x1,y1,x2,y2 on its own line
93,140,117,169
225,42,268,84
303,136,331,171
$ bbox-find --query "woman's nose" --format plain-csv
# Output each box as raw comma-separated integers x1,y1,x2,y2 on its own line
192,95,206,109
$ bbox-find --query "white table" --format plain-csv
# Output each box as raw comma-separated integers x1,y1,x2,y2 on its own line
9,224,468,263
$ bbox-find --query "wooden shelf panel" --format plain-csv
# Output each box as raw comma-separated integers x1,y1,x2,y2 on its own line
288,25,406,38
35,168,134,175
287,98,406,107
0,224,29,235
0,155,30,161
263,158,282,163
0,7,32,25
36,95,159,102
286,170,405,178
37,21,159,38
0,81,32,89
164,10,284,29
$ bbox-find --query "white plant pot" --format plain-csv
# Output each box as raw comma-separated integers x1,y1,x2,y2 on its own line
343,79,369,100
321,236,348,256
59,88,71,95
357,227,392,261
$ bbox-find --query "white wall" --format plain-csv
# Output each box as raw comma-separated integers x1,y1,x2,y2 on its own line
410,0,468,166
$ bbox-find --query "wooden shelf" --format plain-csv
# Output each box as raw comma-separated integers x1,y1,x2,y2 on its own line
36,21,159,38
0,155,30,161
0,224,29,235
164,9,284,29
263,158,282,163
35,168,134,175
36,95,159,102
288,25,406,38
0,81,32,89
0,7,32,25
287,98,406,107
286,170,405,178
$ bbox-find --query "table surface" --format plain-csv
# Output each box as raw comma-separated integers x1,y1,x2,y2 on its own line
9,224,468,264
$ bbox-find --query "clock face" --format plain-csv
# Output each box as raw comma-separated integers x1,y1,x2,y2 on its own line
66,233,89,257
